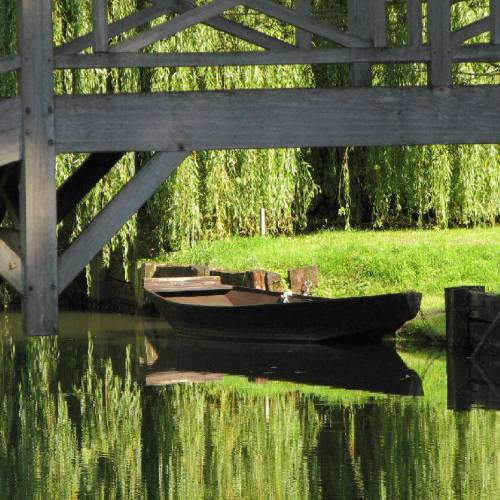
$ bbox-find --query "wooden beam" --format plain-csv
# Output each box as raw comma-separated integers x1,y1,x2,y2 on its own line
92,0,109,53
451,17,491,47
428,0,452,87
493,0,500,44
19,0,58,336
51,86,500,151
55,46,431,69
349,0,371,86
0,98,22,168
296,0,312,50
407,0,423,47
58,152,188,292
242,0,371,47
57,152,125,222
112,0,239,53
56,4,170,55
0,54,20,74
0,238,23,294
452,43,500,62
370,0,387,48
155,0,294,50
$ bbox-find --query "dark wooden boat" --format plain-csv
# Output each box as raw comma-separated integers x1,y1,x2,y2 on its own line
144,276,422,342
145,335,423,396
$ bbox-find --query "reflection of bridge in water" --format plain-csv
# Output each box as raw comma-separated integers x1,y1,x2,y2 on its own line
1,0,499,335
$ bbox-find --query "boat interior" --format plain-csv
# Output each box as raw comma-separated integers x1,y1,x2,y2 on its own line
156,288,311,307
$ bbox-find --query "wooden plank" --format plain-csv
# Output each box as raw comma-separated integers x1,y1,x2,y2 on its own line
242,0,371,47
92,0,109,53
55,4,171,55
53,86,500,150
111,0,240,52
55,46,431,69
0,98,22,167
452,44,500,62
428,0,452,87
58,152,188,292
0,238,23,294
469,292,500,322
451,17,491,47
407,0,423,47
144,276,224,291
493,0,500,44
57,152,125,221
0,54,20,74
349,0,371,86
370,0,387,48
296,0,312,50
19,0,58,336
155,0,294,50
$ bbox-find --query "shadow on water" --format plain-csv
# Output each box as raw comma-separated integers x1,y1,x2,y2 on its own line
1,311,499,499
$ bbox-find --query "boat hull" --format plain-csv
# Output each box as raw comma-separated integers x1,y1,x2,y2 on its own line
146,287,422,342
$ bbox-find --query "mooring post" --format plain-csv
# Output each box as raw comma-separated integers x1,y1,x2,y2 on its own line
19,0,59,335
259,208,266,236
445,286,485,352
446,351,472,411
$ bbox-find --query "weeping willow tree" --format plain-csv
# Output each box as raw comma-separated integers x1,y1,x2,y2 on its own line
0,0,499,293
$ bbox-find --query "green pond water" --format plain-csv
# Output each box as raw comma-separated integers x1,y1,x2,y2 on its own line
0,312,499,499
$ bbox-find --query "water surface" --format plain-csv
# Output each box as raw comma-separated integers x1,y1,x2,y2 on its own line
0,312,499,499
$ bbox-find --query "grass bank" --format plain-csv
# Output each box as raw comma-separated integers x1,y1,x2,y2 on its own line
156,228,500,340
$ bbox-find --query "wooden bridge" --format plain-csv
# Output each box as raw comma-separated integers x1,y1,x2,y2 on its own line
0,0,499,335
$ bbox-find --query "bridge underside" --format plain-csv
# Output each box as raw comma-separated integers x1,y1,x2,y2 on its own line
0,0,499,335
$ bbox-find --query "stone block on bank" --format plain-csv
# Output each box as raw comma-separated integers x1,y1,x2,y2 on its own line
288,266,319,294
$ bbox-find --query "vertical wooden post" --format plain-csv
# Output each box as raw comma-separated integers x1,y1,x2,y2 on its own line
445,286,485,352
492,0,500,44
428,0,452,88
407,0,423,47
295,0,312,49
93,0,109,53
19,0,58,336
259,208,266,236
348,0,371,86
446,352,472,411
369,0,386,48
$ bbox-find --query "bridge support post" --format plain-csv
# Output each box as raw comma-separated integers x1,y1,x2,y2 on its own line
19,0,58,335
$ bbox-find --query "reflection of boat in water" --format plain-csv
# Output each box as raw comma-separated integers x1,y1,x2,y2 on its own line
145,335,423,396
145,278,422,342
448,353,500,411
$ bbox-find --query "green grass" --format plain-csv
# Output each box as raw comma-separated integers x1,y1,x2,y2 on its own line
155,228,500,338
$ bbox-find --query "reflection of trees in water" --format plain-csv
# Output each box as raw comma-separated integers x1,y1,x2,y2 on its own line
0,321,499,499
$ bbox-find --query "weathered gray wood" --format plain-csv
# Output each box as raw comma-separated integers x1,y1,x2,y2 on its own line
452,44,500,62
92,0,109,53
52,86,500,151
370,0,387,47
428,0,452,87
112,0,239,53
58,152,188,292
155,0,294,50
56,4,171,55
0,238,23,293
0,54,20,74
55,46,431,69
349,0,371,86
0,98,22,167
407,0,423,47
445,286,485,351
451,17,490,47
144,276,226,292
296,0,312,49
0,228,20,254
469,292,500,322
19,0,58,336
242,0,370,47
493,0,500,44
